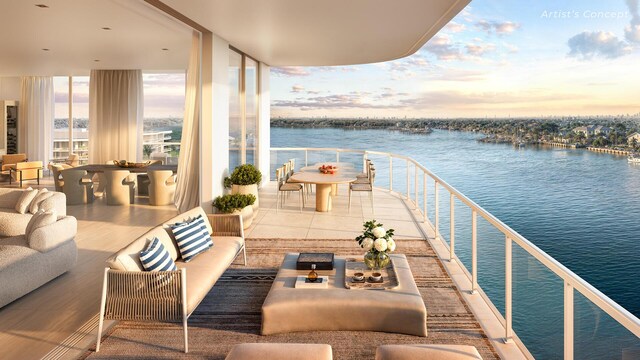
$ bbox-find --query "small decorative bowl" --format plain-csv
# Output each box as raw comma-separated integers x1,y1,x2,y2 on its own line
370,272,383,282
353,272,365,282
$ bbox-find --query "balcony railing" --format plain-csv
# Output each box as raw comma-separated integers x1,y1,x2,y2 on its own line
270,147,640,360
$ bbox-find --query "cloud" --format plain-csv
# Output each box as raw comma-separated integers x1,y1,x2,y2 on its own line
291,85,305,93
444,21,466,33
503,42,519,53
626,24,640,43
428,68,488,82
465,42,496,56
475,20,520,35
423,35,464,61
567,31,632,59
272,66,310,77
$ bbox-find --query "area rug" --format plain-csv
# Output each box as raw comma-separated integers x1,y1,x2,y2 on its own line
85,238,499,359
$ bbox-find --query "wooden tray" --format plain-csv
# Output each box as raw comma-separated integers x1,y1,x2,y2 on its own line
344,257,399,290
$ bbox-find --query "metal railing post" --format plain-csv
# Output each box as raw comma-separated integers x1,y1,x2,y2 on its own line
336,150,340,162
434,182,439,239
304,149,308,166
471,210,478,294
505,235,513,343
389,156,393,191
564,281,574,360
450,193,455,262
414,164,418,209
423,172,427,223
406,159,410,200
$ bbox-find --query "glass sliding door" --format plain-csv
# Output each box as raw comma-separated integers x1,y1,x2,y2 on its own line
229,50,243,170
72,76,90,165
244,58,258,165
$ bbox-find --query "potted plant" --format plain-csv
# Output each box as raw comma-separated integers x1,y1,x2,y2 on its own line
355,220,396,270
212,193,256,229
224,164,262,214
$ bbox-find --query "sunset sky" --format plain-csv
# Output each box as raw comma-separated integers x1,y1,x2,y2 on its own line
53,0,640,120
271,0,640,118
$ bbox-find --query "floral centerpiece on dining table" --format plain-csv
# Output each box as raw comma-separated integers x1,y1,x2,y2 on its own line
356,220,396,270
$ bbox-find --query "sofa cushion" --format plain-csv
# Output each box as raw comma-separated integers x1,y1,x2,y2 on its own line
178,236,243,314
25,209,57,239
170,215,212,262
375,345,483,360
0,209,32,237
14,187,37,214
29,189,54,214
106,226,177,271
140,237,178,271
29,216,77,253
225,343,333,360
0,188,24,209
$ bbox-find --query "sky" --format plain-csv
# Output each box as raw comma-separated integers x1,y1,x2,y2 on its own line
271,0,640,118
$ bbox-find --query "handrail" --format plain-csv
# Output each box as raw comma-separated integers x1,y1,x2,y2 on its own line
271,146,640,356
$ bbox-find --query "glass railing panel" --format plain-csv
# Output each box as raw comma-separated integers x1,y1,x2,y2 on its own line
307,150,338,166
391,157,409,197
270,149,303,180
452,197,473,277
574,291,640,360
436,184,451,243
477,216,506,315
367,153,390,189
337,152,363,171
426,176,436,225
512,243,563,359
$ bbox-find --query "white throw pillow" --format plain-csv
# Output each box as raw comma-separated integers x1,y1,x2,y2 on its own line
25,209,57,239
29,188,54,214
14,187,37,214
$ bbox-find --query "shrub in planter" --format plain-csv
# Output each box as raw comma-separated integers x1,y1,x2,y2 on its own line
224,164,262,214
213,194,256,229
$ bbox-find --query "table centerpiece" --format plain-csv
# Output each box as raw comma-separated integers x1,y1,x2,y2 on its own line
355,220,396,270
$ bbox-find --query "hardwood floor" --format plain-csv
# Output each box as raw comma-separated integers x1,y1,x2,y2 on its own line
0,178,179,360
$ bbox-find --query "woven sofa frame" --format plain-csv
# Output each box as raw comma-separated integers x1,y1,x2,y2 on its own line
96,214,246,353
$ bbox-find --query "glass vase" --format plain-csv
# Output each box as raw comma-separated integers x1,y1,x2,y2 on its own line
364,251,390,270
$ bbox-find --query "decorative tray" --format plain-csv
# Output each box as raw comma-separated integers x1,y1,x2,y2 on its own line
344,257,399,290
113,160,152,168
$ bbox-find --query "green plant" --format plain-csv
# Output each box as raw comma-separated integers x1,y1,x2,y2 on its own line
225,164,262,188
213,194,256,214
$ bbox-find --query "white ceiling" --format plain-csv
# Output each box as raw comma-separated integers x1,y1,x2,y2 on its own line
159,0,470,66
0,0,192,76
0,0,469,75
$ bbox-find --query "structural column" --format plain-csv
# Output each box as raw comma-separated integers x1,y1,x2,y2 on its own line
258,63,271,187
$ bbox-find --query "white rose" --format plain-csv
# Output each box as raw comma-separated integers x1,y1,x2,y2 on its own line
374,238,388,252
387,238,396,252
361,238,374,251
372,226,386,239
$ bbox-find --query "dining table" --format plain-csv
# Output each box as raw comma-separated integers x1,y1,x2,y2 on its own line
73,164,178,194
289,164,357,212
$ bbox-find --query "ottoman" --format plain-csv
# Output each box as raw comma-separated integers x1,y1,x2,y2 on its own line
225,343,333,360
375,344,482,360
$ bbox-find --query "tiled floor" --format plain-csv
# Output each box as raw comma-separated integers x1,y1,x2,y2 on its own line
246,182,425,240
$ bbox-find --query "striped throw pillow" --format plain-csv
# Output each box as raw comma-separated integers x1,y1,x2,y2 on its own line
170,215,213,262
140,237,178,271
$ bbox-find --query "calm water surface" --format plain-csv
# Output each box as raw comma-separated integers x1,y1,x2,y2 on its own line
271,127,640,359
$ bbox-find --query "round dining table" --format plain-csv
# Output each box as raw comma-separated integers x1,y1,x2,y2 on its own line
288,171,357,212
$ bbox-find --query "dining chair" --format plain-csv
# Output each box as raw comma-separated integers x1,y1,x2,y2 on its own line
356,159,373,180
104,170,136,205
276,166,304,213
349,168,375,213
148,169,176,206
137,160,162,196
62,169,95,205
49,164,65,192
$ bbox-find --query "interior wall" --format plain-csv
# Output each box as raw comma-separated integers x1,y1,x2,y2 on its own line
258,63,270,187
0,77,21,100
200,32,230,211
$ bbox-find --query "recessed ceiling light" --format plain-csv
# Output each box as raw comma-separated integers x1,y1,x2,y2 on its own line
35,4,49,8
162,48,169,51
42,48,50,51
101,27,111,30
93,59,100,62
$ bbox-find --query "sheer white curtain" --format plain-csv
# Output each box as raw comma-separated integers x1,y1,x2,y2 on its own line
88,70,143,163
175,31,201,212
20,76,54,164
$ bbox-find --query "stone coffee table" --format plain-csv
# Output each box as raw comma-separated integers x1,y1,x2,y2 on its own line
261,253,427,337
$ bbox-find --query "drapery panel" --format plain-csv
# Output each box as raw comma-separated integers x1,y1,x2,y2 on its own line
175,31,201,212
20,76,54,165
88,70,143,164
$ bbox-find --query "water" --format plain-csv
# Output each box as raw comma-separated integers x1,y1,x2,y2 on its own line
271,127,640,359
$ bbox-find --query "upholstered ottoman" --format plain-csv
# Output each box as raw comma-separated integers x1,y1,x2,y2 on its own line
375,344,482,360
261,253,427,337
225,343,333,360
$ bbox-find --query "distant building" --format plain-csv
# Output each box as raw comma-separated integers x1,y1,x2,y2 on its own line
573,125,611,137
573,126,593,136
628,132,640,145
593,126,611,136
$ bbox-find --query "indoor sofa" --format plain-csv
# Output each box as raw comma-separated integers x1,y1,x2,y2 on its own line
0,188,67,237
97,206,246,353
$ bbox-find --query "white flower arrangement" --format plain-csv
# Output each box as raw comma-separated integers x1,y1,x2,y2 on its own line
356,220,396,255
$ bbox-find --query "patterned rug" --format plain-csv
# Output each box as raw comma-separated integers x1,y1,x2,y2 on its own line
85,239,498,359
